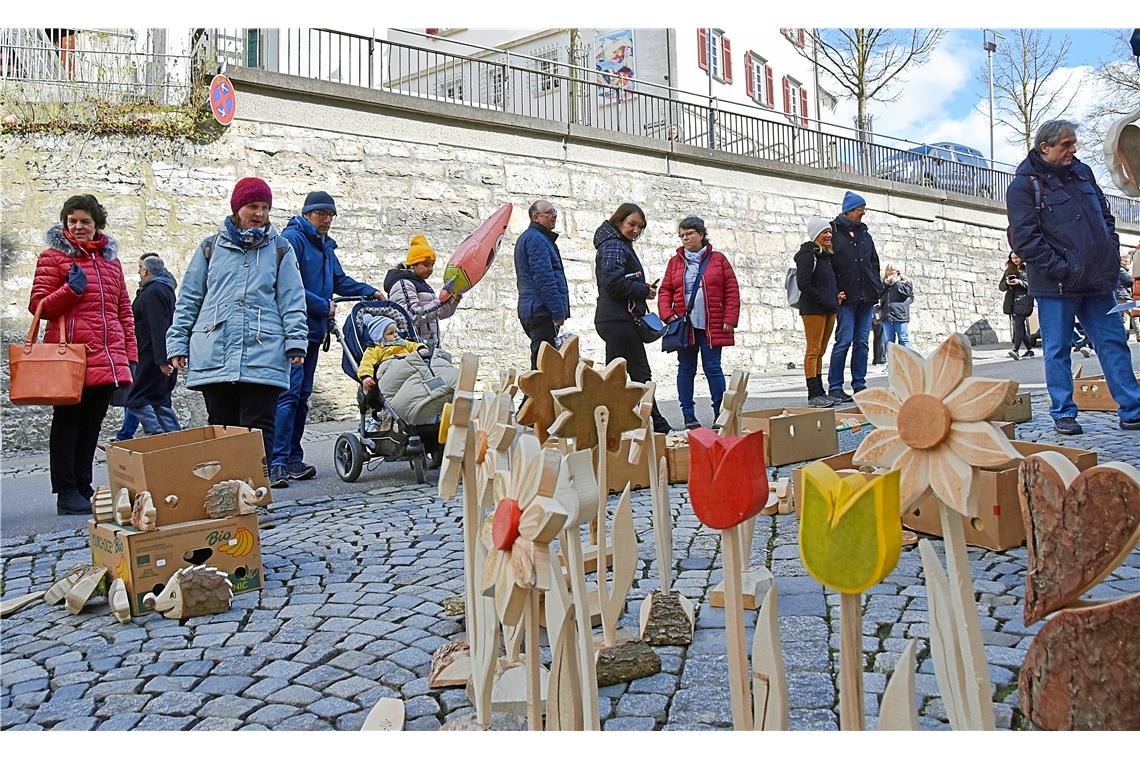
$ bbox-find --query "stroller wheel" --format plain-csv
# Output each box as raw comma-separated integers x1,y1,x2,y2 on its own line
411,452,426,484
334,433,365,483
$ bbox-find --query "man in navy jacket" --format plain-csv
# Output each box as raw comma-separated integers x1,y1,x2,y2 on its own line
827,191,883,402
270,191,383,487
515,200,570,369
1007,120,1140,435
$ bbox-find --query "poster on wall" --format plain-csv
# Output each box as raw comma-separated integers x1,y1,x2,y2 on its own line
595,29,635,103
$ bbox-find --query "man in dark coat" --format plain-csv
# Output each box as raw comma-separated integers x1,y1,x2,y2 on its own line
115,254,179,440
827,191,883,402
1006,119,1140,435
514,199,570,369
270,191,383,487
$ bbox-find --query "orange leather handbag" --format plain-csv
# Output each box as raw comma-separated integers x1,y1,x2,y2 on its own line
8,302,86,406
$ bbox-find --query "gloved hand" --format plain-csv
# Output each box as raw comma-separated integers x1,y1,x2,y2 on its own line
67,263,87,295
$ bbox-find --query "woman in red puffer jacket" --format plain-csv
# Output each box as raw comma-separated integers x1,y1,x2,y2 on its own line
658,216,740,429
29,194,138,515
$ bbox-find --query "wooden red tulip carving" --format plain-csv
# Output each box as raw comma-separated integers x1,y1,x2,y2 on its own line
688,428,769,530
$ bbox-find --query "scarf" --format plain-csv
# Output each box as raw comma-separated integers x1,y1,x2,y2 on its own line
63,229,108,256
224,217,269,250
682,245,709,331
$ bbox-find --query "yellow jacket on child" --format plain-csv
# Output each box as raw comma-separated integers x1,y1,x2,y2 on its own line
357,340,426,381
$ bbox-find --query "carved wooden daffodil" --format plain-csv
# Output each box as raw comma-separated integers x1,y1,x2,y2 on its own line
473,388,516,508
550,358,646,451
479,435,568,628
438,354,479,501
852,335,1019,515
799,463,902,594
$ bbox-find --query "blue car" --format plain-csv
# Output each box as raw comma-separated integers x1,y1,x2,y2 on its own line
877,142,995,198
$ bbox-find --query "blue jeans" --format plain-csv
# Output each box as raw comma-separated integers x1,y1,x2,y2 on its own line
828,302,875,393
882,320,911,348
1037,294,1140,423
271,340,321,467
116,404,181,440
676,328,725,420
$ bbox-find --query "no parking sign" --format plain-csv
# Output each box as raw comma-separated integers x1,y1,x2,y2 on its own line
210,74,236,126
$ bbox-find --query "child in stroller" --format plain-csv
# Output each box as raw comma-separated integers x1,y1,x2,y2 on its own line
333,298,457,483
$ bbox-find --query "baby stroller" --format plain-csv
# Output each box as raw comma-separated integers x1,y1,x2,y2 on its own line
332,297,451,484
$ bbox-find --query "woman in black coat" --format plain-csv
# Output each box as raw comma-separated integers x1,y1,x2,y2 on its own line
1000,251,1034,359
795,218,841,407
594,202,671,433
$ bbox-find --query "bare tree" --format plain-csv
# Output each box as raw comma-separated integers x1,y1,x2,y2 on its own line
788,29,945,144
1082,29,1140,151
977,29,1075,151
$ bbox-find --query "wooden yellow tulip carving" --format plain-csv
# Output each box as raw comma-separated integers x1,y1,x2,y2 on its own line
799,463,902,595
799,462,902,730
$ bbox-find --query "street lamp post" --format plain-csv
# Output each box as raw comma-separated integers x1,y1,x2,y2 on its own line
983,29,998,170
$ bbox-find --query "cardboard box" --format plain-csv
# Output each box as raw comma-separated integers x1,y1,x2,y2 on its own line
740,408,838,466
106,426,271,527
89,513,263,616
664,434,689,484
1072,371,1140,412
996,392,1033,423
905,441,1097,551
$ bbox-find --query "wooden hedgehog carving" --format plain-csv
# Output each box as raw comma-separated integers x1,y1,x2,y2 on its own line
203,479,266,518
143,566,233,621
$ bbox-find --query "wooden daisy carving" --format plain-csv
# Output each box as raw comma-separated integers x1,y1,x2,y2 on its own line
473,388,517,508
549,359,646,451
518,335,586,443
853,334,1019,515
439,354,480,501
479,435,569,628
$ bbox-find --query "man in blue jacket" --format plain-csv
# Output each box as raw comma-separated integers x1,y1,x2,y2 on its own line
270,191,383,487
827,191,883,403
1007,120,1140,435
515,200,570,369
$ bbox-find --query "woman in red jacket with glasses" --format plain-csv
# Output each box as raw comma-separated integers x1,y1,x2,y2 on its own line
658,216,740,429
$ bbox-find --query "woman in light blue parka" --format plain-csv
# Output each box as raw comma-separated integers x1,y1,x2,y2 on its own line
167,178,308,456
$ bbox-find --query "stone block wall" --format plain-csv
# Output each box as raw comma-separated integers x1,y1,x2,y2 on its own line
2,68,1136,453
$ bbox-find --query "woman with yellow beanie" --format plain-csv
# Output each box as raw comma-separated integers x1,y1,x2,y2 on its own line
383,233,460,346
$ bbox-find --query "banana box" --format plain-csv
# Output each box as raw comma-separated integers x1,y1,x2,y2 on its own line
88,513,262,616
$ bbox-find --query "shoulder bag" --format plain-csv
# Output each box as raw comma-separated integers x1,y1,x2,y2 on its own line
9,302,86,405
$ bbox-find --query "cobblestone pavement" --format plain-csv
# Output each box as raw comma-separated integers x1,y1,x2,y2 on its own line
2,391,1137,731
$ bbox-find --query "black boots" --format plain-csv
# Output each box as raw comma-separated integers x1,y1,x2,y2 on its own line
807,376,835,408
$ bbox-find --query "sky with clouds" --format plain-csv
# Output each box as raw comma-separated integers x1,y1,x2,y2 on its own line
821,28,1135,173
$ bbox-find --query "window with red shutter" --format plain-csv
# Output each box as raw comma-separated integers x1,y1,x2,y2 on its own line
723,37,733,83
698,28,708,72
797,29,806,47
782,76,790,113
765,65,774,107
426,28,439,35
744,52,754,98
800,89,809,126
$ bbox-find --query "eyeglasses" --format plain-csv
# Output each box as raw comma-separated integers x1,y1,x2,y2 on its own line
679,231,700,239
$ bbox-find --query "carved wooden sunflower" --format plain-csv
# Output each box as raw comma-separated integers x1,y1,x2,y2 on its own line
517,335,586,442
852,335,1019,516
549,358,646,451
479,435,569,628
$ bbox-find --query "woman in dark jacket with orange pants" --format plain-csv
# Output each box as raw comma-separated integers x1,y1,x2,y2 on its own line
795,217,841,407
658,216,740,428
594,202,671,433
29,194,138,514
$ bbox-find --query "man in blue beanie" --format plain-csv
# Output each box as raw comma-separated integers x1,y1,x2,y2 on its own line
826,190,883,403
270,191,384,488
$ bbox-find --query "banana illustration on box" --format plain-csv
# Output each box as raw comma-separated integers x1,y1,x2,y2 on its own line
215,527,256,558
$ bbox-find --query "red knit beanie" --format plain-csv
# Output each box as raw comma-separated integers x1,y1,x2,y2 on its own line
230,177,273,213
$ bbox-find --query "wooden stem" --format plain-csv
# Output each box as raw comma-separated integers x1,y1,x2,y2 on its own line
524,591,542,731
593,408,614,646
839,593,865,731
741,516,756,568
938,501,996,731
721,523,754,730
564,530,601,730
460,427,494,726
645,424,672,596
